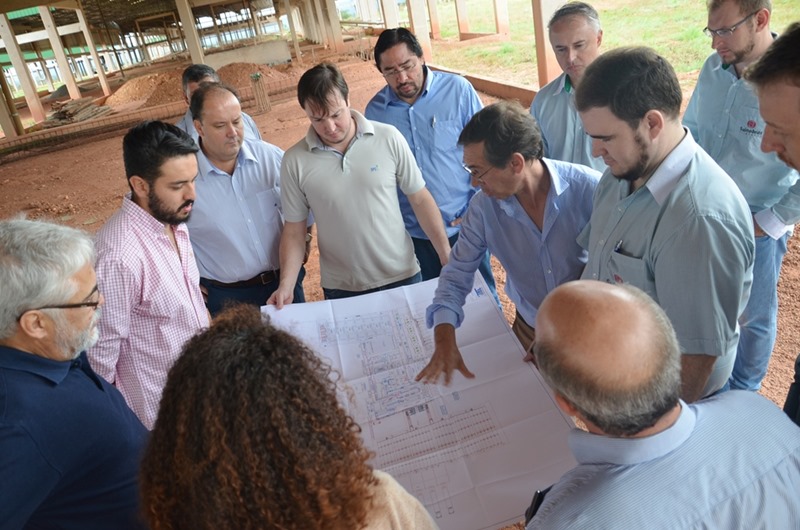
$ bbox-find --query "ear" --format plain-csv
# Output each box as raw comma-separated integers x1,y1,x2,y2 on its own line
509,152,526,174
552,392,579,417
17,311,50,341
643,110,665,141
596,29,603,47
754,8,770,31
129,175,150,202
193,119,204,139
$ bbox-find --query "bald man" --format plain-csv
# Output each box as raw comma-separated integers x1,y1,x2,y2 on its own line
525,281,800,529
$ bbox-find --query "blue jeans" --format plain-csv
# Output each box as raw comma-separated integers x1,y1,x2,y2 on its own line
728,232,789,391
412,234,499,302
201,267,306,316
323,272,421,300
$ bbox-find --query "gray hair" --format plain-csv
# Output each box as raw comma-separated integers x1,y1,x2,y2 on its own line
534,284,682,436
0,218,95,340
549,2,602,32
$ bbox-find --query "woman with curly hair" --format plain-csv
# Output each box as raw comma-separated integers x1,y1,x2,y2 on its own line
140,304,437,530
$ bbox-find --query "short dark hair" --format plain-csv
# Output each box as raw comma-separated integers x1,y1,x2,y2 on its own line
122,121,198,186
181,64,219,93
575,46,682,130
296,62,349,114
189,82,240,122
745,21,800,89
373,27,424,71
549,1,601,31
458,100,544,167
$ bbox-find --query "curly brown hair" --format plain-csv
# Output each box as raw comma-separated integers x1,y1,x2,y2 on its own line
140,304,377,530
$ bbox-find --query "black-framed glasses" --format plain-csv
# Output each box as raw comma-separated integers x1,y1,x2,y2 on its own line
17,285,101,320
382,59,419,79
703,11,758,38
463,164,495,182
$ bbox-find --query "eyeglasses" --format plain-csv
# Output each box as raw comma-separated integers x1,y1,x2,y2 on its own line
382,60,419,79
463,164,495,182
703,11,758,38
17,285,102,320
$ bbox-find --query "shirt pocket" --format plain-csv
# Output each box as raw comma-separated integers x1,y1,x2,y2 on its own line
732,104,765,149
433,119,462,153
606,252,655,298
253,187,283,226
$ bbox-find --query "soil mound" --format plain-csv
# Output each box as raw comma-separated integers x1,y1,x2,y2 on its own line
105,67,184,108
217,62,290,89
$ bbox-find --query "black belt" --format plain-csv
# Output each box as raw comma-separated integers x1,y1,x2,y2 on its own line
203,270,279,289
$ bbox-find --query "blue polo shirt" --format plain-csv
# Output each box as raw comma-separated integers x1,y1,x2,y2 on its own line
0,347,148,529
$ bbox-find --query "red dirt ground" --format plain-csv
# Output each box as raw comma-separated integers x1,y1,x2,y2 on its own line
0,58,796,413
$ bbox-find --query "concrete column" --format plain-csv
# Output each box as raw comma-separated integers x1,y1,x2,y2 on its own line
39,6,81,99
0,73,20,137
493,0,509,35
0,13,46,123
454,0,469,36
283,0,302,64
175,0,204,63
380,0,399,28
75,8,110,96
312,0,330,47
299,2,316,42
323,0,344,52
407,0,431,61
531,0,559,87
427,0,441,39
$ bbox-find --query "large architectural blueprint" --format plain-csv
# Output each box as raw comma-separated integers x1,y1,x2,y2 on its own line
264,275,576,530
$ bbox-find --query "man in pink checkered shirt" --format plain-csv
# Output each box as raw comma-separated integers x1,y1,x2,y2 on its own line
87,121,210,429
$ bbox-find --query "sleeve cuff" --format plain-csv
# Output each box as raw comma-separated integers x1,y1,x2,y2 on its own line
755,209,793,239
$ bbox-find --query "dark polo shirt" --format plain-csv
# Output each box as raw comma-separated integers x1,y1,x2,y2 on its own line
0,346,148,529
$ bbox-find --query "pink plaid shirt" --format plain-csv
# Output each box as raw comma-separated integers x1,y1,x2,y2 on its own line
88,196,209,429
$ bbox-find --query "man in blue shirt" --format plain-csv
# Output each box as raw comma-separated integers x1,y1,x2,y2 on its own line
683,0,798,392
744,22,800,426
365,28,496,294
0,219,148,529
416,101,599,385
576,47,754,401
526,280,800,529
529,2,605,171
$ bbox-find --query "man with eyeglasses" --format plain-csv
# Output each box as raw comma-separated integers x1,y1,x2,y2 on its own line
529,2,606,171
270,62,450,304
684,0,797,393
416,101,600,385
365,28,496,295
0,219,148,529
743,22,800,425
88,121,209,429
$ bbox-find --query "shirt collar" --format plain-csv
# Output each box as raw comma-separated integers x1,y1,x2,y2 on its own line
121,193,187,235
497,158,568,217
568,400,695,466
195,139,256,177
304,109,374,151
552,73,571,95
644,128,697,205
0,345,83,385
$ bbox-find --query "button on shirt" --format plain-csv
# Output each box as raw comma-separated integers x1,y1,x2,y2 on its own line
0,349,148,529
530,73,605,172
188,138,285,282
428,158,600,329
684,51,799,238
89,195,209,429
528,392,800,529
175,108,262,142
365,68,482,238
579,130,754,396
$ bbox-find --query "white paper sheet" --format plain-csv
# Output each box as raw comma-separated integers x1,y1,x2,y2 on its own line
264,274,576,530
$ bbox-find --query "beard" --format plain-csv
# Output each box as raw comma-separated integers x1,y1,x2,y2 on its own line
721,38,755,66
148,187,193,226
52,308,101,360
612,131,651,182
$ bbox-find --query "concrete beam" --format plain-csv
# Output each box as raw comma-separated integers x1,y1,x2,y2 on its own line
175,0,204,63
39,6,81,100
0,13,46,123
75,8,110,96
407,0,431,61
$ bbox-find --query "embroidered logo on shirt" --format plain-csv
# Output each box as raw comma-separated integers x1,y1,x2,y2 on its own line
371,165,378,172
613,274,624,284
740,119,763,137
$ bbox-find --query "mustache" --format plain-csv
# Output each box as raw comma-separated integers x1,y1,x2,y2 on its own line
178,200,194,211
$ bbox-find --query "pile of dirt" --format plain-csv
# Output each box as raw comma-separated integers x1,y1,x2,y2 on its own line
217,62,290,89
105,67,184,109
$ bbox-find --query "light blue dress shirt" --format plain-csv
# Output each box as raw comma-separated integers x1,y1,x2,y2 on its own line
530,73,605,172
365,68,482,238
528,392,800,529
427,158,600,329
684,51,799,238
175,108,262,143
187,138,284,283
579,130,754,396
